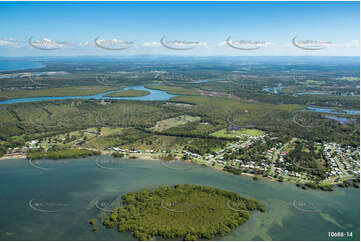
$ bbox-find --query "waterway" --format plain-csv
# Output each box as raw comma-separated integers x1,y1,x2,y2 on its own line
306,106,360,115
0,60,45,72
0,85,176,105
263,85,284,94
0,157,359,241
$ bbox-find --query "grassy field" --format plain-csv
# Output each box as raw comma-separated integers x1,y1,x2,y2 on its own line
211,128,265,138
37,127,122,149
112,135,186,151
84,128,147,150
1,86,124,98
338,76,360,82
303,80,326,85
146,84,200,95
150,115,201,131
104,89,150,97
84,127,229,154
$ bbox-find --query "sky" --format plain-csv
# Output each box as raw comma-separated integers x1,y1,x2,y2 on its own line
0,1,359,56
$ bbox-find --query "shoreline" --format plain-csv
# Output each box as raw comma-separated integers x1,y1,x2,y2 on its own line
0,152,286,184
0,153,27,160
1,151,357,190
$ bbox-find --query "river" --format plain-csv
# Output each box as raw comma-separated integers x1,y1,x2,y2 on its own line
0,156,359,241
0,85,176,105
306,106,360,115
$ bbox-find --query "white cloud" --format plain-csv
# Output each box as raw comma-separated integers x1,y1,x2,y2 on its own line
343,40,359,47
218,41,227,47
0,38,23,48
168,41,207,47
218,39,273,48
79,41,89,47
141,41,159,47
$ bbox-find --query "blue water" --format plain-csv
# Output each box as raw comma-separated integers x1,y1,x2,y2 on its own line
0,157,359,241
0,85,176,105
190,79,221,84
325,115,351,124
295,91,330,96
263,85,284,94
306,106,360,115
0,61,45,71
295,92,360,97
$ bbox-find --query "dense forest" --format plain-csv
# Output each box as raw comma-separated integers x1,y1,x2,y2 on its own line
27,148,100,160
101,184,264,241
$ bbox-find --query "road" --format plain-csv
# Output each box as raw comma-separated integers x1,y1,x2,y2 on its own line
269,137,297,176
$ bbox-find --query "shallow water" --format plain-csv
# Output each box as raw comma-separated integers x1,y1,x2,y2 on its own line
325,115,351,124
0,156,359,241
306,106,360,115
294,92,360,97
263,86,284,94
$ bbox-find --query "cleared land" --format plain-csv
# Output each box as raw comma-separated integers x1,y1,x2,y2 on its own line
151,115,201,132
211,128,265,138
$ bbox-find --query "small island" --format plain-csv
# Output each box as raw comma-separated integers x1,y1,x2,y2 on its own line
102,184,264,240
104,89,150,97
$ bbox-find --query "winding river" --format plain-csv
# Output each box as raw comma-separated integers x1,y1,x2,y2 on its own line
306,106,360,115
0,85,176,105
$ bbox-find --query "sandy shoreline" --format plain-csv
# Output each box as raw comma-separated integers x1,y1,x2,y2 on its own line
0,151,345,187
0,153,26,160
0,151,289,183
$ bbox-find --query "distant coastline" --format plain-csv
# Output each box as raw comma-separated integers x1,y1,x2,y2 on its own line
0,60,45,72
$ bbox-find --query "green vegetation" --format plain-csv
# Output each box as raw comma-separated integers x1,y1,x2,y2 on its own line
283,140,328,179
338,76,359,82
111,152,125,158
89,219,99,232
5,232,15,236
223,166,243,175
146,84,199,95
104,89,150,97
86,128,149,150
319,184,334,191
102,184,264,240
0,86,124,99
302,182,333,191
223,136,280,165
0,58,359,190
159,153,175,161
27,148,100,160
184,138,231,156
305,182,318,189
338,180,351,188
151,115,201,132
303,80,326,85
211,128,265,138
